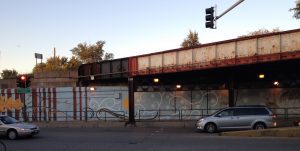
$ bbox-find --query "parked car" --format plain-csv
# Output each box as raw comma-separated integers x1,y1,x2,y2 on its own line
196,105,277,133
0,115,40,140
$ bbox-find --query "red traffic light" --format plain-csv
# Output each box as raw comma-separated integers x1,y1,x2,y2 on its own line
20,75,26,81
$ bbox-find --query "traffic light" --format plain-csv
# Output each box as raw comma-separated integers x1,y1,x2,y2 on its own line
26,76,31,88
16,75,31,88
205,7,215,29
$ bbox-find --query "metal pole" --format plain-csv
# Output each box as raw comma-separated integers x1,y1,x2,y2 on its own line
23,79,27,122
215,0,245,20
85,87,88,122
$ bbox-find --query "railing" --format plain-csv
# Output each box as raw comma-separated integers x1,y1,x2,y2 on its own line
22,110,126,122
15,107,300,122
138,109,220,121
137,107,300,121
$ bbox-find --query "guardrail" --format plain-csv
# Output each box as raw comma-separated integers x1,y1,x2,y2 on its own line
16,107,300,122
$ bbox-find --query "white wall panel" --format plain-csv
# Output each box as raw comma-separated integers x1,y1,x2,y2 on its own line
217,42,236,59
258,35,280,55
178,49,193,65
237,39,257,57
282,31,300,52
138,56,149,70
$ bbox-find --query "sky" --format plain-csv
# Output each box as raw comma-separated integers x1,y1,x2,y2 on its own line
0,0,299,73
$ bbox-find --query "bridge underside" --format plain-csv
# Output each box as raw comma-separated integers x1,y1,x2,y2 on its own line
133,58,300,107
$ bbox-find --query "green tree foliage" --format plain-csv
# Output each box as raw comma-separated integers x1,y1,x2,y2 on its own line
181,30,200,48
32,56,82,73
290,0,300,19
0,69,18,79
70,41,114,63
238,28,281,38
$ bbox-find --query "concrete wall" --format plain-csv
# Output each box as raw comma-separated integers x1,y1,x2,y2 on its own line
0,79,16,89
0,86,128,121
1,87,299,121
32,70,78,88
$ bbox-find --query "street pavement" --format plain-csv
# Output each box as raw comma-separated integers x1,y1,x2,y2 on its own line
1,127,300,151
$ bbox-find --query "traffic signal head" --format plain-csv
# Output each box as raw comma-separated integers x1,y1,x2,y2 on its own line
205,7,215,29
16,75,31,88
26,77,31,88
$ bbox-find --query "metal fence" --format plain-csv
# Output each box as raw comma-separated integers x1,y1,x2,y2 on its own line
17,107,300,122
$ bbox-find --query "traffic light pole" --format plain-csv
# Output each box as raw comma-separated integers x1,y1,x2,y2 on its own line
23,80,28,122
215,0,245,20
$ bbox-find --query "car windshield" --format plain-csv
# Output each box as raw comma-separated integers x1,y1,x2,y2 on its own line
0,116,19,124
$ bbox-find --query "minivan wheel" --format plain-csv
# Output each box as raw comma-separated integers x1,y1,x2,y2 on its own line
254,123,266,130
205,123,217,133
7,130,18,140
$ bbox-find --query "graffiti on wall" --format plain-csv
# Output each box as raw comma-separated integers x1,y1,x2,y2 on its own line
0,87,299,121
135,90,228,120
0,96,23,112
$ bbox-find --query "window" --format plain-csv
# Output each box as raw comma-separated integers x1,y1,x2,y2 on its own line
253,108,269,115
234,108,269,116
234,108,252,116
217,109,233,117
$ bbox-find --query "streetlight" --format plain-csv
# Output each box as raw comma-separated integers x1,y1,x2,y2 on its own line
258,74,265,79
153,78,159,83
273,81,279,86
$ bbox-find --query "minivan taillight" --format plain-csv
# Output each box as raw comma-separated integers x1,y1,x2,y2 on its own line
271,114,277,119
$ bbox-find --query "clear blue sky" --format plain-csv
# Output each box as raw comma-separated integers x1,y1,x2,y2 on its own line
0,0,299,73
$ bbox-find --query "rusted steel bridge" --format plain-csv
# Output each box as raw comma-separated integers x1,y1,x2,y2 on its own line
78,29,300,124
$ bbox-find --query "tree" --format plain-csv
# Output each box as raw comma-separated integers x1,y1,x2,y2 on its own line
104,53,114,60
65,56,82,70
32,63,46,73
45,57,64,71
0,69,18,79
238,28,281,38
290,0,300,19
70,41,114,64
33,56,82,73
181,30,200,48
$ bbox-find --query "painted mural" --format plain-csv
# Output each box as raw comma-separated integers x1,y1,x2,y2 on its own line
235,88,300,117
0,87,299,121
134,90,228,120
0,86,128,121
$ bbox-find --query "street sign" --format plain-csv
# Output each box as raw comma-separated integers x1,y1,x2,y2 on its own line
17,88,31,93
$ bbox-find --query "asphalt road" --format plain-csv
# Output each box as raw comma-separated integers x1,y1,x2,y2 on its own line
1,127,300,151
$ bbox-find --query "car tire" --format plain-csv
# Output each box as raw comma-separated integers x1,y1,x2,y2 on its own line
205,123,217,133
253,122,266,130
7,130,18,140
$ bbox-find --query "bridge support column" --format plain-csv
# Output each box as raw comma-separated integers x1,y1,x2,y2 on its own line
228,79,235,107
125,77,136,126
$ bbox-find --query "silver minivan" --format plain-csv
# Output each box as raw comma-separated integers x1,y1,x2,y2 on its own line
196,106,277,133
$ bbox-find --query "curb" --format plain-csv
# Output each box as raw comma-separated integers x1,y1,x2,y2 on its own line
220,127,300,137
33,120,197,129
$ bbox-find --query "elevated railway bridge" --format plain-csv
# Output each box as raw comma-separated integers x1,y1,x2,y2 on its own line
78,29,300,123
